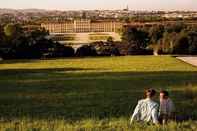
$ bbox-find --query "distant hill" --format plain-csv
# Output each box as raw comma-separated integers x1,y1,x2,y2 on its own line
0,8,55,15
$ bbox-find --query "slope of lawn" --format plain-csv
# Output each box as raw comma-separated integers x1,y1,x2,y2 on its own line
0,56,197,130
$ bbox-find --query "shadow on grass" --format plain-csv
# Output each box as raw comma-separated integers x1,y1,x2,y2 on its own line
0,67,101,75
0,68,197,121
0,59,41,64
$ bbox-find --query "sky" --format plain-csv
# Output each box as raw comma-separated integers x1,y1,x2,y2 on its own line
0,0,197,11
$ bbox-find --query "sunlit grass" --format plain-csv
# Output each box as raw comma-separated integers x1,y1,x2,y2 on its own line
0,56,197,130
0,118,197,131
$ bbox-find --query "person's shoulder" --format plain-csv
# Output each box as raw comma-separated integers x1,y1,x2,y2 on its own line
138,99,146,104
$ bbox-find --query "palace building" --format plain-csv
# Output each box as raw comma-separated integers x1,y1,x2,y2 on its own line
41,19,123,33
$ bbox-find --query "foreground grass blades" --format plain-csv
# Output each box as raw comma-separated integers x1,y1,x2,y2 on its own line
0,56,197,130
0,118,197,131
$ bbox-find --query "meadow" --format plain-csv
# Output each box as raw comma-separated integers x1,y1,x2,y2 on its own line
0,56,197,130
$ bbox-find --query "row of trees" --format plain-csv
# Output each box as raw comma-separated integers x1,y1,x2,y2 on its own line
121,22,197,55
0,24,121,59
1,22,197,59
0,24,76,59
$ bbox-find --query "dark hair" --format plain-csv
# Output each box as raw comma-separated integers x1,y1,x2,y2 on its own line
144,89,156,98
160,90,169,97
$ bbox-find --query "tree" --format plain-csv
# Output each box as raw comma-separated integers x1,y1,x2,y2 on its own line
165,22,186,33
2,23,25,51
30,28,49,41
187,31,197,55
148,25,164,55
1,23,75,59
173,33,189,54
4,24,23,39
107,36,114,43
12,36,42,59
0,25,5,44
122,27,150,55
160,32,177,54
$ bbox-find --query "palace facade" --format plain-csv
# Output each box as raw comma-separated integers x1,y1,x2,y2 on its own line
41,20,123,33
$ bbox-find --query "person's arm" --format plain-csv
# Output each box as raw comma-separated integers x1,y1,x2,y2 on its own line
168,99,176,119
151,105,159,124
169,99,175,113
130,101,141,124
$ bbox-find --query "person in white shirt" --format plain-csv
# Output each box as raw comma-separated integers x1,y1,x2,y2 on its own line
159,90,175,124
130,89,159,124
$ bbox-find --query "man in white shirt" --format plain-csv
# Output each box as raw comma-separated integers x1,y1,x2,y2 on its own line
130,89,159,124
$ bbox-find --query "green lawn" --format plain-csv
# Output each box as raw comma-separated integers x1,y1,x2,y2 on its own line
0,56,197,130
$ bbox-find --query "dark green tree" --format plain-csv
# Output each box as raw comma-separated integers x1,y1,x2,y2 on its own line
76,45,97,57
165,22,186,33
4,24,23,39
148,25,164,55
160,32,177,54
122,27,150,55
122,27,149,49
187,31,197,54
173,32,189,54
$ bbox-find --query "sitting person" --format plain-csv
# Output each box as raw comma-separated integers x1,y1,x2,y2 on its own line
130,89,159,124
159,90,175,124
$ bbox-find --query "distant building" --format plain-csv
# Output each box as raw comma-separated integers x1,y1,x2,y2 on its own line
123,5,129,11
41,19,123,33
74,19,91,32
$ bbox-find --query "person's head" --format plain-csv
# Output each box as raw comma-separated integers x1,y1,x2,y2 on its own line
160,90,169,99
144,89,156,99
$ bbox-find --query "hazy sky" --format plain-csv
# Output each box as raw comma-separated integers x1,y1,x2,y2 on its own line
0,0,196,11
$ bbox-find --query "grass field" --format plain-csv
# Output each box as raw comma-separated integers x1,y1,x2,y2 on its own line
0,56,197,130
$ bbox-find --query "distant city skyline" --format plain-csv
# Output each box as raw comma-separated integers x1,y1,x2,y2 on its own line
0,0,197,11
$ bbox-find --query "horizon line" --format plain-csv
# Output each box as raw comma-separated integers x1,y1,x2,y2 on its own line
1,8,197,12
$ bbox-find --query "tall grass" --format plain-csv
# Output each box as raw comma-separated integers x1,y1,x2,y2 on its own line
184,83,197,101
0,56,197,130
0,118,197,131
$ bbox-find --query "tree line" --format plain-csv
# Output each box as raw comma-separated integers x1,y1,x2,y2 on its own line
122,22,197,55
0,24,121,59
0,22,197,60
0,24,76,59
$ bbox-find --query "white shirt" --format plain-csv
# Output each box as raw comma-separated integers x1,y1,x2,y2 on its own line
130,98,159,124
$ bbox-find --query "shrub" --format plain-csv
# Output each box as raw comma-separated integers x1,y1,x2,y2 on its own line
93,42,120,56
111,47,120,56
52,43,75,57
107,36,114,43
14,45,42,59
75,45,97,57
94,42,120,56
61,46,75,57
128,45,153,55
96,46,120,56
